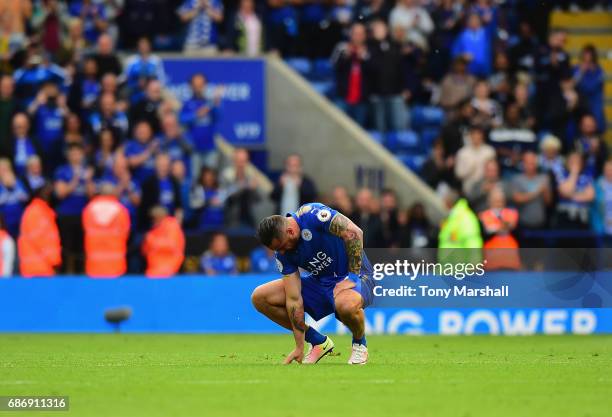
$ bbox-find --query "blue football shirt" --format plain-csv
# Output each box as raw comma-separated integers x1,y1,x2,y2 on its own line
275,203,350,280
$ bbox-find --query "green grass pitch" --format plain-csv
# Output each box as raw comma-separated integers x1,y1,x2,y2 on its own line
1,334,611,417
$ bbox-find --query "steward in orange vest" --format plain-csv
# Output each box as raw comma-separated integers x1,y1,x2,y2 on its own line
479,187,521,270
142,206,185,278
18,185,61,277
83,182,130,278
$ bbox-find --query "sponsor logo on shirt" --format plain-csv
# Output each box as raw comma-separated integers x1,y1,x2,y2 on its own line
296,205,312,216
307,251,333,276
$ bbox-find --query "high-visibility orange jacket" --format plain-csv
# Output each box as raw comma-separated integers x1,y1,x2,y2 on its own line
18,198,61,277
83,196,130,278
142,216,185,278
479,208,521,270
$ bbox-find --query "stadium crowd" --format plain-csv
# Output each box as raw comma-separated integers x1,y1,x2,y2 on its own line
0,0,610,277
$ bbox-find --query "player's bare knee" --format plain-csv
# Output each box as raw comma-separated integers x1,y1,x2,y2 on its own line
251,286,267,311
335,296,361,318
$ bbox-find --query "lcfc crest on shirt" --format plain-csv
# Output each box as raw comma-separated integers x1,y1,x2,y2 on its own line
301,229,313,241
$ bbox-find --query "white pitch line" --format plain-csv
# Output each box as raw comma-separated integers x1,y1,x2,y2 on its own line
182,379,397,385
0,380,36,385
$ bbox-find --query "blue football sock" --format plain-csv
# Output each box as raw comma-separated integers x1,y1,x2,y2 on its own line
305,326,326,345
352,335,367,347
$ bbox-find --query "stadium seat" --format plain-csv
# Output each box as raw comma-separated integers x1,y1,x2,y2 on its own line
386,130,421,152
285,58,312,77
367,131,385,145
311,59,334,81
396,153,427,172
310,81,334,97
410,106,445,130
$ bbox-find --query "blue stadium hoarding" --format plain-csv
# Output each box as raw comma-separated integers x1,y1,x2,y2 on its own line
163,57,265,145
1,276,611,334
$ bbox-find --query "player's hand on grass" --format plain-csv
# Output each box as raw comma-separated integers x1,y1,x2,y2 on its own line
283,347,304,364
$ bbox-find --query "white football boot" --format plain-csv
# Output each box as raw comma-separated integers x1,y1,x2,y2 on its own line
347,343,368,365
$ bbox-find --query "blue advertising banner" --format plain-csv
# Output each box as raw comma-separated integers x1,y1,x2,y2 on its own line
163,58,265,145
1,276,611,335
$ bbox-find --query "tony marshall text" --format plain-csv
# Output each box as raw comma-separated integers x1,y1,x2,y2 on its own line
373,285,509,298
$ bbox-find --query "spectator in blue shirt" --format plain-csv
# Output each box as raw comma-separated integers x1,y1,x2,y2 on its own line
159,113,194,178
98,155,142,229
451,13,491,78
179,73,222,173
594,160,612,240
250,246,277,274
573,114,608,179
124,120,158,184
27,82,69,175
93,129,117,178
555,152,595,231
264,0,298,56
5,113,40,178
54,143,94,217
200,233,237,275
24,155,46,194
469,0,498,41
54,142,94,273
123,37,167,101
89,92,128,142
139,152,183,232
68,0,108,44
573,45,606,134
191,167,225,231
178,0,224,53
72,57,101,116
13,54,66,108
0,158,29,238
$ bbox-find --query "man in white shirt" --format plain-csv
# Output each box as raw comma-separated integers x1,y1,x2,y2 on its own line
455,125,496,193
389,0,434,49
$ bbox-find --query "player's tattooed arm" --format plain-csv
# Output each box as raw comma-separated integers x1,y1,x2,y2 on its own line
289,305,305,333
283,272,306,356
329,213,363,274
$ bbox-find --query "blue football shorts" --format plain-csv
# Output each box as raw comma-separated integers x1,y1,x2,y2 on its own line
300,252,375,321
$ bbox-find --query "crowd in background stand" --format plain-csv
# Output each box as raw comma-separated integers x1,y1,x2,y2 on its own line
0,1,610,277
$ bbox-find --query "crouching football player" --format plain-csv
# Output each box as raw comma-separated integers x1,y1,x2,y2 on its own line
251,203,375,365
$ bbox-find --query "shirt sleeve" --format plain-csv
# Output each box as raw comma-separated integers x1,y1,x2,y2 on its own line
275,252,297,275
301,203,338,233
53,167,68,182
131,181,142,197
201,254,213,273
123,142,137,157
